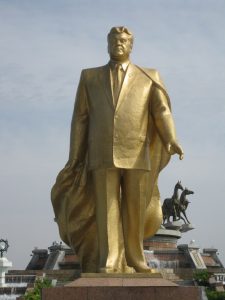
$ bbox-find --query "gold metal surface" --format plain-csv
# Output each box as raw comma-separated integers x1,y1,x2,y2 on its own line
51,26,183,273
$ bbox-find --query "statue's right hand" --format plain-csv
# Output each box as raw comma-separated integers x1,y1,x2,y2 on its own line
166,142,184,160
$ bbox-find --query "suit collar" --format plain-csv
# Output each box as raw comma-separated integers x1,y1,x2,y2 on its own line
109,60,130,72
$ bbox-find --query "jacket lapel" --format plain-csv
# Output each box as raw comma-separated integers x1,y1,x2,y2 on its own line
99,65,114,111
115,63,136,112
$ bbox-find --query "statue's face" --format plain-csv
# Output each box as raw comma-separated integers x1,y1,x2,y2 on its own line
108,32,133,61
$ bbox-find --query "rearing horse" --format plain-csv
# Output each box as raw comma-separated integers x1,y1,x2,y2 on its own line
162,181,184,223
176,188,194,224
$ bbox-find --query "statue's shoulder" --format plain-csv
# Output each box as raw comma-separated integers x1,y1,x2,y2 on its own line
138,67,159,78
135,66,164,87
81,65,106,76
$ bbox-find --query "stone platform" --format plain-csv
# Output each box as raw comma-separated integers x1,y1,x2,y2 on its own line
42,273,201,300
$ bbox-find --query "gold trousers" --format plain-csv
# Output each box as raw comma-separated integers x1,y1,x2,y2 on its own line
92,168,150,272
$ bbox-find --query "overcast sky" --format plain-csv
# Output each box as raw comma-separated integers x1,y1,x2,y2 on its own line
0,0,225,269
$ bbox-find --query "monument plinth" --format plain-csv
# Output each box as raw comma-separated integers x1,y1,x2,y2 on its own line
42,273,201,300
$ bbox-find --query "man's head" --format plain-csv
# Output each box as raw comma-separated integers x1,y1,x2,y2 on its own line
107,26,133,62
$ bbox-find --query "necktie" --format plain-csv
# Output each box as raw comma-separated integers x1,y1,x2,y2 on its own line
113,64,123,106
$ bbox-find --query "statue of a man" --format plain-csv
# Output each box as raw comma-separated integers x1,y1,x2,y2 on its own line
51,26,183,273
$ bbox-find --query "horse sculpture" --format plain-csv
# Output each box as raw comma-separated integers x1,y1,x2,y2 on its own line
162,181,184,224
176,188,194,224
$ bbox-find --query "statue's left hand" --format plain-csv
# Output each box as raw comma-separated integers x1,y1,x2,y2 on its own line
166,142,184,160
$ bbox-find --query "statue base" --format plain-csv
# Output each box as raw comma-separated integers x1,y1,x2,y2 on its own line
162,222,195,233
180,223,195,232
42,273,201,300
164,220,183,230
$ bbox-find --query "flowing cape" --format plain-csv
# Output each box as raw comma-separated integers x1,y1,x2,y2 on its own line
51,68,171,271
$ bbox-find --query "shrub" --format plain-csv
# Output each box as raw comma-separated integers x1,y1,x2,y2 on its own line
193,270,210,286
206,289,225,300
23,277,52,300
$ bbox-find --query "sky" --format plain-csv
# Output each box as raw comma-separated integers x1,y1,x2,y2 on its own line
0,0,225,269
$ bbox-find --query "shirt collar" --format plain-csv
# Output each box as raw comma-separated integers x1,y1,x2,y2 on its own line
109,60,130,72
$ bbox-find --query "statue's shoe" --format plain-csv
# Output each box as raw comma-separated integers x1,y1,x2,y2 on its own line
99,267,117,273
99,265,135,273
133,265,158,273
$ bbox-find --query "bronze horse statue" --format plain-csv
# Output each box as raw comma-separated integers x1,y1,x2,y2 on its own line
162,181,184,224
176,188,194,224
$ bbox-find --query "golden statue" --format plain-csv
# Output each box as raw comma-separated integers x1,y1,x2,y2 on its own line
51,26,183,273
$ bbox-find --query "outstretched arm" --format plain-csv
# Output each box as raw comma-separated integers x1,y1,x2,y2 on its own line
151,85,184,160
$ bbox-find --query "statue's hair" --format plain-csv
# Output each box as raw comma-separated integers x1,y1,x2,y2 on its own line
107,26,134,43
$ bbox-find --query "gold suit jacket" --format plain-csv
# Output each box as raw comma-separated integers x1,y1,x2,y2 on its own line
69,63,173,171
